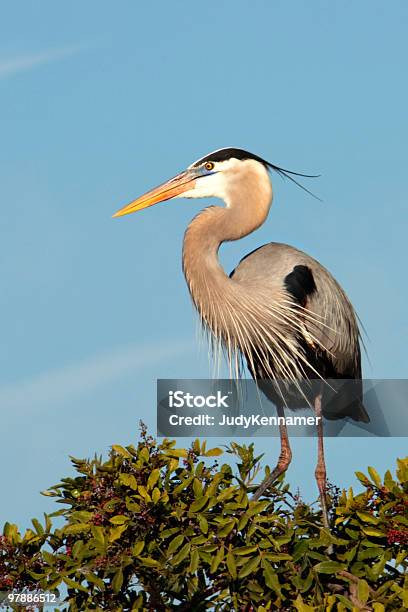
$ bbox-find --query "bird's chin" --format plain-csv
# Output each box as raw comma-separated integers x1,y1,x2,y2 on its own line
178,188,200,199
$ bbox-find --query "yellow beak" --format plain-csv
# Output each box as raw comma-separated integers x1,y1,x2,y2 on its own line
112,170,196,218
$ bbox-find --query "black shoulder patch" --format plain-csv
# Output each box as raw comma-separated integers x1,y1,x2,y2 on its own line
284,265,317,305
193,147,269,168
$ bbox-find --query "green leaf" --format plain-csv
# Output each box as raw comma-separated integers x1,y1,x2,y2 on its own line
27,570,46,580
383,470,395,489
237,514,249,531
22,528,36,543
357,579,369,605
103,498,120,512
46,577,62,591
226,551,237,579
217,519,235,537
314,561,344,573
201,544,218,553
192,439,201,454
355,471,370,485
147,468,160,490
361,526,386,538
396,549,407,565
139,446,150,463
132,541,145,556
335,594,354,610
167,458,179,472
63,577,88,593
191,534,208,545
137,485,151,501
210,546,224,573
165,448,188,458
139,557,160,567
246,500,269,518
299,570,313,594
263,558,281,595
358,547,383,560
307,551,328,562
160,527,179,539
205,447,223,457
234,545,258,556
293,539,310,562
173,476,194,495
42,550,56,565
238,555,260,579
119,473,138,489
189,548,199,573
112,569,124,593
31,518,44,535
109,515,129,525
152,487,161,504
199,515,208,534
109,524,127,542
190,496,209,512
86,572,105,590
294,594,314,611
216,487,237,503
112,444,132,458
71,511,93,523
91,525,106,547
356,510,380,525
64,523,90,535
71,541,83,560
171,542,191,566
168,534,184,555
368,466,382,487
265,553,292,562
193,478,202,497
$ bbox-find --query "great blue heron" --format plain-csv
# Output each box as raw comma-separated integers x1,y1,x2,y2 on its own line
113,147,368,528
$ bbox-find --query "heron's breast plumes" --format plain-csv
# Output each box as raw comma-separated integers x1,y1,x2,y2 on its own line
183,221,327,383
181,177,359,388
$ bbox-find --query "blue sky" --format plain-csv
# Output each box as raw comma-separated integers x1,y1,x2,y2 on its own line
1,1,407,529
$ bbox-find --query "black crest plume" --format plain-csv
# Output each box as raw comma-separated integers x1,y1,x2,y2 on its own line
194,147,321,201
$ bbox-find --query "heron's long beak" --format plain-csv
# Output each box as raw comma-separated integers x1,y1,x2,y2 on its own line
112,170,196,218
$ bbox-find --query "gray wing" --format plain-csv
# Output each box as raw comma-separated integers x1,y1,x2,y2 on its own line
230,242,362,379
230,242,368,422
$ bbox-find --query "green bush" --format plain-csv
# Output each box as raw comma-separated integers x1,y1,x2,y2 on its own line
1,425,407,610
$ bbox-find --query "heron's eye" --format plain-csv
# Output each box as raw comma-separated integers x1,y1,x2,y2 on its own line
204,161,215,171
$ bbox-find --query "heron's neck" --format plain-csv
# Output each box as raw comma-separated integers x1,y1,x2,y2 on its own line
182,183,272,328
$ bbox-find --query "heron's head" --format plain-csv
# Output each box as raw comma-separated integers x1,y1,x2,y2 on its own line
113,147,319,218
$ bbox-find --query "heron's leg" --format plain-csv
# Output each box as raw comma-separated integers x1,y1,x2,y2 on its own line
314,393,330,530
252,404,292,501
